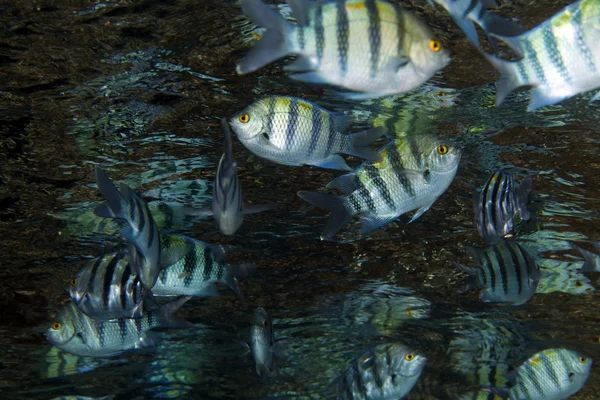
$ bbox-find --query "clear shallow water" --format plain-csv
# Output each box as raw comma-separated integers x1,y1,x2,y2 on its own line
1,0,600,399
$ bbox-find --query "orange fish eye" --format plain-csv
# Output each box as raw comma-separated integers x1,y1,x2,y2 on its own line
580,356,587,363
437,145,448,155
70,279,77,287
51,322,62,330
405,353,415,361
429,39,441,52
239,114,250,123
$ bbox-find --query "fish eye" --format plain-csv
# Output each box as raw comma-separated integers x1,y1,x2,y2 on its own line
437,145,448,155
405,353,415,361
580,357,587,363
429,39,441,52
70,279,77,287
51,322,62,330
239,114,250,123
263,321,269,328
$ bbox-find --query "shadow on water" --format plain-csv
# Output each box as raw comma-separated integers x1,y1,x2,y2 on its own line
1,0,600,399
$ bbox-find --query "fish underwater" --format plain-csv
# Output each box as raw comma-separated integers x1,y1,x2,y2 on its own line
183,118,275,235
335,343,426,400
508,348,592,400
237,0,451,99
45,297,191,357
298,134,461,240
484,0,600,111
229,96,385,171
473,170,532,244
572,241,600,272
453,239,541,305
456,390,503,400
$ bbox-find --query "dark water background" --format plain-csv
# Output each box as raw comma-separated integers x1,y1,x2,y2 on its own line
1,0,599,399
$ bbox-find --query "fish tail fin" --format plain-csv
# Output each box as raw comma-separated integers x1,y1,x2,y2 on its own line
342,126,386,162
572,244,599,273
483,52,525,107
156,296,193,329
297,191,352,240
94,166,125,219
480,12,527,40
452,261,481,295
225,263,257,300
237,0,296,74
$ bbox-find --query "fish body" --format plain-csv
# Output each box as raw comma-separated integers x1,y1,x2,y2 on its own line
152,234,255,299
484,0,600,111
298,134,461,240
245,307,283,378
45,297,191,357
454,239,540,305
230,96,385,171
456,391,502,400
473,170,531,244
510,348,592,400
238,0,451,98
336,343,426,400
69,252,144,320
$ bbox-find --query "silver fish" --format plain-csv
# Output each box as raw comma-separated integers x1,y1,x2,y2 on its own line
298,134,461,240
473,170,531,244
184,118,275,235
484,0,600,111
45,297,191,357
69,252,144,320
335,343,426,400
454,239,541,305
237,0,451,99
241,307,287,378
509,348,592,400
229,96,385,171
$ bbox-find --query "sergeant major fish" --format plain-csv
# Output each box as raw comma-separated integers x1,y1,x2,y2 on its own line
237,0,451,99
335,343,426,400
473,170,531,244
183,118,275,235
298,134,461,240
230,96,385,171
45,297,191,357
453,239,541,306
484,0,600,111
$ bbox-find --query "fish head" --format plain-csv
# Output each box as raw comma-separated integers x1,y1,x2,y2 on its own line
569,350,593,379
45,304,78,346
250,307,272,345
424,138,461,174
391,345,427,379
215,212,244,236
403,12,451,76
230,102,268,144
68,263,93,304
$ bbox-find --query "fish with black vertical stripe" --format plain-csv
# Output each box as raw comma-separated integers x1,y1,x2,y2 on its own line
334,343,426,400
473,170,532,245
237,0,451,99
453,239,541,305
45,297,191,357
298,134,460,240
230,96,385,170
484,0,600,111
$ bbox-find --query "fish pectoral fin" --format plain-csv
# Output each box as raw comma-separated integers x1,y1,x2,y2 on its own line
408,200,436,224
289,71,328,85
326,172,359,194
271,337,292,358
451,16,480,48
359,213,401,234
135,331,160,349
313,154,352,171
590,91,600,103
284,55,317,72
388,56,411,73
243,202,277,215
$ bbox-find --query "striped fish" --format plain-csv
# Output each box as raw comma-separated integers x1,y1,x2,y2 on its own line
45,297,191,357
152,234,256,299
69,252,144,320
509,348,592,400
184,118,275,235
237,0,451,99
230,96,385,171
298,134,461,240
335,343,426,400
473,170,532,245
572,241,600,272
484,0,600,111
453,239,541,305
428,0,525,49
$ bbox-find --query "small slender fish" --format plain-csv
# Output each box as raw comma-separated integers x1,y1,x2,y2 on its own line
152,234,255,299
484,0,600,111
428,0,525,49
237,0,451,99
230,96,385,171
473,170,531,244
298,134,461,240
453,239,541,306
335,343,426,400
572,241,600,272
45,297,191,357
241,307,287,378
184,118,276,235
69,252,144,320
509,348,592,400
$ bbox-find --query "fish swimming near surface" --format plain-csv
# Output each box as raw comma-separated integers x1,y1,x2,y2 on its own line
298,134,461,240
453,239,541,305
508,348,592,400
45,297,192,357
237,0,451,99
183,118,276,235
335,343,427,400
473,170,532,244
572,241,600,272
484,0,600,111
428,0,525,50
229,96,385,171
